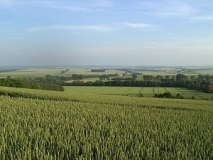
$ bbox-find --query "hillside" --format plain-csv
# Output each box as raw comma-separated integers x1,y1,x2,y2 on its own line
0,87,213,159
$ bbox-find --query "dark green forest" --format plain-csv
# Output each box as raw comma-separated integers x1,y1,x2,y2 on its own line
0,78,64,91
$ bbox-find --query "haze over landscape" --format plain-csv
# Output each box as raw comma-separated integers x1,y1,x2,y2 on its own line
1,0,213,66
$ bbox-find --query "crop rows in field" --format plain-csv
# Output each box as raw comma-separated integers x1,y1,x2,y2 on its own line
0,87,213,159
64,86,165,94
64,86,179,94
64,86,213,99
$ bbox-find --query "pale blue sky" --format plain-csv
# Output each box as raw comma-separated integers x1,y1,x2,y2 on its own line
1,0,213,66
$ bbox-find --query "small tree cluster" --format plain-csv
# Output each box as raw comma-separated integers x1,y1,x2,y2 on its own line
176,93,184,99
61,69,69,74
154,92,171,98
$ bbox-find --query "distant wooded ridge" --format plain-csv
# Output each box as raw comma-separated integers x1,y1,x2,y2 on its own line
0,78,64,91
0,69,17,73
63,74,213,93
1,72,212,93
91,69,105,72
30,73,213,93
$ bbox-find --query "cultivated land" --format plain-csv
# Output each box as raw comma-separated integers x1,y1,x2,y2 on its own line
0,86,213,159
1,67,213,79
64,86,213,100
0,68,124,79
0,67,213,159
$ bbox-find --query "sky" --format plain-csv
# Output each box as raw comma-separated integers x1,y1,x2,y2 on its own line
0,0,213,66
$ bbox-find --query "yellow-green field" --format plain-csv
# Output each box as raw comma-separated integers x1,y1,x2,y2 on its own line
0,68,63,78
0,68,124,78
1,68,213,79
0,86,213,159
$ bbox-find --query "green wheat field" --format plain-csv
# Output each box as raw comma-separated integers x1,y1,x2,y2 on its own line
0,86,213,159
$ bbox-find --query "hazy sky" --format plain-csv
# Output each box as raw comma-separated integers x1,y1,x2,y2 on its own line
1,0,213,66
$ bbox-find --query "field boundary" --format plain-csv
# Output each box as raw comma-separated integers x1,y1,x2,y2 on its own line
175,88,184,92
124,87,133,93
108,87,122,94
164,87,169,92
138,87,144,93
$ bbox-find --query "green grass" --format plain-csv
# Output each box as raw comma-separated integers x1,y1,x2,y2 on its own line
64,86,213,100
141,87,154,94
0,86,213,159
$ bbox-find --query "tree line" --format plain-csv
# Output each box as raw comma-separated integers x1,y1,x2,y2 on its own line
64,74,213,93
33,74,119,83
91,69,105,72
0,69,17,73
0,78,64,91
